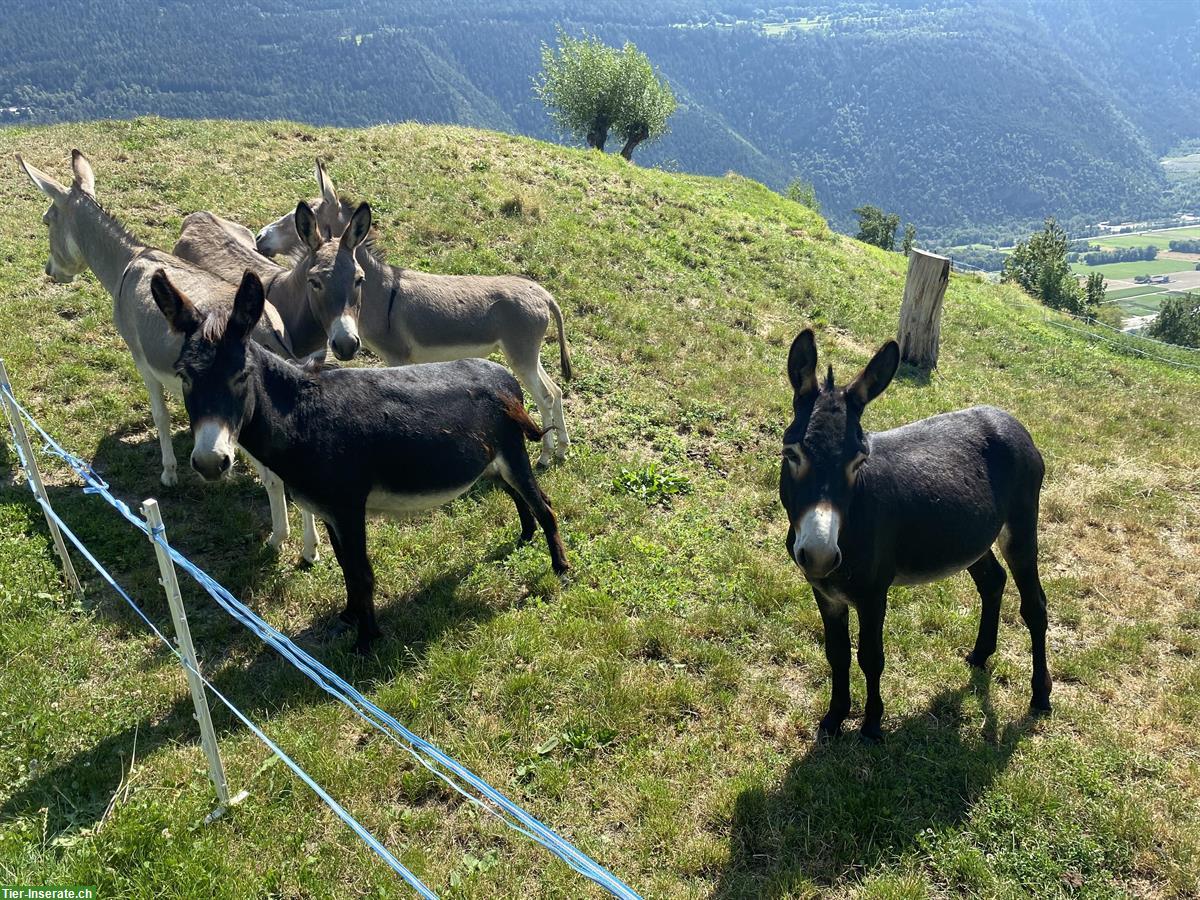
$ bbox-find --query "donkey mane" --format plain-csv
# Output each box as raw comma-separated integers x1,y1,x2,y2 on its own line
74,190,146,251
198,308,234,343
355,229,389,267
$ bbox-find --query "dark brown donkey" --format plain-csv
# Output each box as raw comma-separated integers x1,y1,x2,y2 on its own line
779,329,1052,742
151,269,569,653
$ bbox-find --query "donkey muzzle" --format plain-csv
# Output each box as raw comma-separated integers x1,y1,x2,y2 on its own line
793,502,843,578
192,449,233,481
191,419,236,481
255,225,282,257
46,259,74,283
330,332,360,361
329,316,361,361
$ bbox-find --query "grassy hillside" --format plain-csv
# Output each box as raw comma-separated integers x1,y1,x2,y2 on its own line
1,118,1199,898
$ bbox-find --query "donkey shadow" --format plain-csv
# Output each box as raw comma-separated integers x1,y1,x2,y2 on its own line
714,674,1038,898
0,422,525,839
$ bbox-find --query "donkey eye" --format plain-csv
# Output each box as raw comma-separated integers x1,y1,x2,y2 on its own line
308,278,322,290
783,445,809,474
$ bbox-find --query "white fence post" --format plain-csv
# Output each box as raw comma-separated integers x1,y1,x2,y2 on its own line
142,498,247,822
0,357,83,599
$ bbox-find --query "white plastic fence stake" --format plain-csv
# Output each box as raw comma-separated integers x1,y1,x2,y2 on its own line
0,357,83,599
142,498,247,822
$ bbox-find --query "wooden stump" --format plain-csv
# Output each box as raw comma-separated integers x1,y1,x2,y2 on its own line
897,248,951,369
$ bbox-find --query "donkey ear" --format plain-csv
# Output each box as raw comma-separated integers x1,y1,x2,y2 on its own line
846,340,900,408
151,269,202,334
315,158,337,206
16,154,69,203
340,202,371,250
226,271,267,344
294,201,323,252
70,149,95,196
787,328,819,400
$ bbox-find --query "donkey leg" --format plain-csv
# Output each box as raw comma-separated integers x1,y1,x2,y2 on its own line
999,522,1052,713
323,523,353,627
326,513,380,653
300,510,320,564
815,591,852,739
240,449,289,549
966,550,1007,668
857,594,888,743
496,480,537,543
536,360,570,462
137,368,178,486
511,357,557,468
496,453,568,573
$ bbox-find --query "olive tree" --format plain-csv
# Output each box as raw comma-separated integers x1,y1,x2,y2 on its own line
535,30,675,161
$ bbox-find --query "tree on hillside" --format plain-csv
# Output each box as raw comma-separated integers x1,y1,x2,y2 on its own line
901,223,917,255
786,177,821,214
535,30,675,160
854,205,900,251
612,44,677,160
1001,217,1094,317
1147,293,1200,348
1084,272,1106,311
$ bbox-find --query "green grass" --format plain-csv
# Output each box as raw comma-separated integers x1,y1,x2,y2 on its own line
1091,226,1200,252
2,117,1200,898
1070,257,1196,279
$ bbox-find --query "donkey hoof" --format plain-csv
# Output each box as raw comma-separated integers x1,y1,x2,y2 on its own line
325,615,353,639
1030,696,1053,715
301,548,320,565
816,719,843,741
535,456,553,470
859,725,885,745
267,532,287,551
160,469,178,487
965,650,990,669
354,629,382,656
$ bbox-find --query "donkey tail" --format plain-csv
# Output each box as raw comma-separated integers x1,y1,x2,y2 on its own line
546,295,573,381
504,395,549,442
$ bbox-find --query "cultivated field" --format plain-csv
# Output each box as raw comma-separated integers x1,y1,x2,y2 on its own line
1091,226,1200,252
2,119,1200,898
1070,257,1196,281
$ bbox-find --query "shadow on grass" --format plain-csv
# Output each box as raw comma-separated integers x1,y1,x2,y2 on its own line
0,431,14,489
894,361,932,386
0,422,527,837
714,672,1037,898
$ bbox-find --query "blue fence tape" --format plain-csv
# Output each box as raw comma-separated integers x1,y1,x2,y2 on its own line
0,379,641,900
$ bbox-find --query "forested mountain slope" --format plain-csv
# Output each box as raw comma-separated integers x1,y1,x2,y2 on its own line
2,0,1197,237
